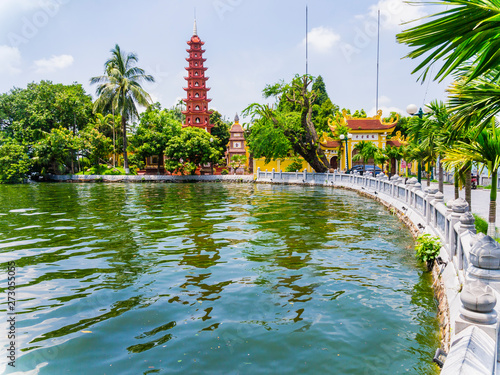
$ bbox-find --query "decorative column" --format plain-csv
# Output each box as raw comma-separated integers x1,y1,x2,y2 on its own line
425,188,439,224
455,279,498,340
449,198,469,258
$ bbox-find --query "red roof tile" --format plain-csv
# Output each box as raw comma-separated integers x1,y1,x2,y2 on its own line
346,118,397,131
320,140,341,148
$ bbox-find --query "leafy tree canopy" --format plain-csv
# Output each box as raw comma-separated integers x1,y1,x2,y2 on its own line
210,110,231,156
130,104,181,159
0,138,32,183
0,81,93,144
243,74,330,172
164,127,221,175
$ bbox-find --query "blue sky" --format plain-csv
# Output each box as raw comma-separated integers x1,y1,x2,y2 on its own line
0,0,452,123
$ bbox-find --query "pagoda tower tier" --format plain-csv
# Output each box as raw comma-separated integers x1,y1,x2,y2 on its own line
182,20,214,132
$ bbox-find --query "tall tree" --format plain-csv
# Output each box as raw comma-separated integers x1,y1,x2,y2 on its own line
129,104,182,174
311,75,339,133
91,44,154,174
243,75,330,172
0,81,93,144
210,111,231,157
164,127,220,175
443,121,500,236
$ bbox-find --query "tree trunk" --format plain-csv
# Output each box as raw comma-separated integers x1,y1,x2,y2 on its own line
454,172,459,200
438,159,444,193
488,170,497,237
427,163,431,186
157,152,163,175
465,165,472,208
122,115,129,174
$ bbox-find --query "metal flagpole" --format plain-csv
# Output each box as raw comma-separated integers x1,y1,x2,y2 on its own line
306,5,308,75
376,9,380,113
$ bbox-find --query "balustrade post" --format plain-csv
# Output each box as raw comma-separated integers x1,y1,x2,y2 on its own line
449,198,469,258
257,167,261,180
303,169,307,182
432,192,444,227
455,279,498,340
425,188,438,224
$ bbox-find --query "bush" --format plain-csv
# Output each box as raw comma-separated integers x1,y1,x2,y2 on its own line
415,234,442,264
221,169,229,175
473,214,488,235
76,164,137,176
0,142,32,183
285,157,304,172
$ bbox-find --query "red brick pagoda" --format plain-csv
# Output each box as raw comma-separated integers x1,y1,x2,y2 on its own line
182,20,214,133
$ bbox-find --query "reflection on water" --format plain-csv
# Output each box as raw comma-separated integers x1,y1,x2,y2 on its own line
0,183,439,374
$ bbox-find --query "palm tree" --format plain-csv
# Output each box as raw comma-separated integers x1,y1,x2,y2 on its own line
443,121,500,237
90,44,154,174
396,0,500,83
448,67,500,132
384,144,403,176
352,141,370,171
353,141,379,175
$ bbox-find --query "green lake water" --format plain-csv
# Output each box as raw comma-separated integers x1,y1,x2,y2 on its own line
0,183,439,374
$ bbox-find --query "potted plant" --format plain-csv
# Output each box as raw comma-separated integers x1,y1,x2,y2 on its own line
415,234,442,271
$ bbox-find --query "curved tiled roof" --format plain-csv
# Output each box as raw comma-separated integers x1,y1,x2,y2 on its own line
320,140,341,148
346,118,397,131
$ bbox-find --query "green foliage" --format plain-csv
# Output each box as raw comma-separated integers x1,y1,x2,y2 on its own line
229,154,247,172
0,81,93,144
91,44,154,172
473,214,488,235
78,164,136,175
396,0,500,82
164,127,220,175
285,156,304,172
221,169,229,175
244,108,296,163
129,105,182,171
80,127,113,166
0,140,32,183
243,74,330,172
33,127,80,174
415,234,442,263
210,111,231,155
352,109,367,118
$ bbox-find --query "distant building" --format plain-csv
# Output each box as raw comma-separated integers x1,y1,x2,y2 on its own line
226,114,248,172
226,114,246,160
182,20,214,133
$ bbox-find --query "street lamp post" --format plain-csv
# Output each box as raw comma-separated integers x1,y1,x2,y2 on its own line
340,133,352,172
406,104,431,183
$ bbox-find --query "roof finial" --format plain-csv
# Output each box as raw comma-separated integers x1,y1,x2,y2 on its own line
235,113,239,123
193,10,197,36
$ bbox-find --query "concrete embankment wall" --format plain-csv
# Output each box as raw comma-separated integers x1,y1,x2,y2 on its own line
49,174,255,183
255,169,500,375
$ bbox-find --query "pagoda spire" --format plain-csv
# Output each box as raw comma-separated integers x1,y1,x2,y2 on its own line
193,18,197,36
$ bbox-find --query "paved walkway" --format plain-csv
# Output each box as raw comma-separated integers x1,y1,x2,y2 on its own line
427,182,497,228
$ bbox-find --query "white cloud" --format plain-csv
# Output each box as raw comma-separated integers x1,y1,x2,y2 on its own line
367,0,427,30
303,26,341,53
33,54,73,73
0,45,22,74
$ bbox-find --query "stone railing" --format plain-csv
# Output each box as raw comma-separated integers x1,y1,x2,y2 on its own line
256,168,500,375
